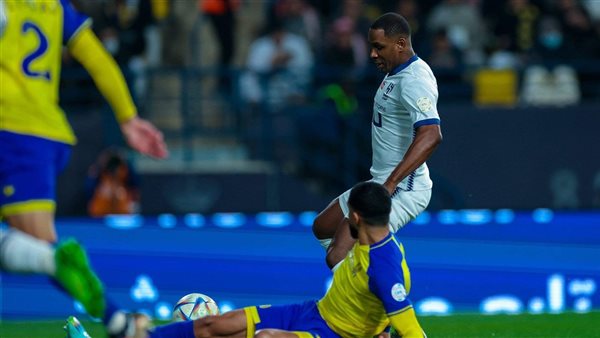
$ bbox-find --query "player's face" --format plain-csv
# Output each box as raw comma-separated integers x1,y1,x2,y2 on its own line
368,28,403,73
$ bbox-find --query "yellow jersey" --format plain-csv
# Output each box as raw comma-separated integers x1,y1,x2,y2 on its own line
317,233,414,337
0,0,90,144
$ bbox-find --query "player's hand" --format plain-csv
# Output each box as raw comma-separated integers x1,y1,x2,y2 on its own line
383,181,399,197
121,116,169,159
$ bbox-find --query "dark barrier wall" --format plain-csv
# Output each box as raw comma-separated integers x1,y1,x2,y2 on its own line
58,104,600,215
428,103,600,210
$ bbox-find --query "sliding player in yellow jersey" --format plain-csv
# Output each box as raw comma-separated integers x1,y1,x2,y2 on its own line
0,0,167,336
67,182,426,338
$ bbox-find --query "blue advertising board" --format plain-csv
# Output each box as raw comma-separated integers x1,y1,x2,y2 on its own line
1,209,599,319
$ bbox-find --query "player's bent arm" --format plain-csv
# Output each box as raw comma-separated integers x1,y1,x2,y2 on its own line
68,27,137,124
383,124,442,194
389,307,427,338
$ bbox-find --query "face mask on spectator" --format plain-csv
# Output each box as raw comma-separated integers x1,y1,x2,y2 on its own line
541,32,563,49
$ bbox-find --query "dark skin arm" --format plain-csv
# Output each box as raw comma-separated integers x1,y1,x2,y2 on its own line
383,124,443,194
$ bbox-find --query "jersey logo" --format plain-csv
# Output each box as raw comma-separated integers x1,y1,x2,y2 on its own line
385,83,395,95
416,97,433,112
382,83,395,101
391,283,407,302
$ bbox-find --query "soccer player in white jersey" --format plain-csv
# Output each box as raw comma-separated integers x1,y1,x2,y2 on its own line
312,12,443,269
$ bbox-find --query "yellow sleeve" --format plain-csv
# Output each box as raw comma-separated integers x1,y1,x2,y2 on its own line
389,307,426,338
68,27,137,123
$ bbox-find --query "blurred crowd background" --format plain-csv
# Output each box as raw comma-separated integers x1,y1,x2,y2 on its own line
58,0,600,216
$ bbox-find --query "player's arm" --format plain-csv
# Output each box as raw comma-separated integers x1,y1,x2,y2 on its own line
389,308,427,338
383,124,442,194
67,27,168,159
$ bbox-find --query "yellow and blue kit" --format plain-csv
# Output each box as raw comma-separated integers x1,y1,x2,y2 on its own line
244,232,424,337
0,0,137,216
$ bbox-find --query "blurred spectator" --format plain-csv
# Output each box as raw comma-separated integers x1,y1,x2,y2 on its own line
531,16,569,64
197,0,241,94
426,0,486,67
552,0,599,59
490,0,540,66
321,16,368,76
332,0,373,36
86,147,140,217
238,20,314,112
271,0,322,52
395,0,427,53
92,0,167,102
422,29,464,72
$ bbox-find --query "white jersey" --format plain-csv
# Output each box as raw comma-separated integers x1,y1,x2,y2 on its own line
370,55,440,191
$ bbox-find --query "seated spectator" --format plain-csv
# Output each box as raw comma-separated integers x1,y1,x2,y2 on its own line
426,0,486,66
422,29,464,72
271,0,322,52
552,0,599,60
86,147,139,217
395,0,427,53
531,16,570,65
491,0,540,65
238,20,314,112
321,16,368,77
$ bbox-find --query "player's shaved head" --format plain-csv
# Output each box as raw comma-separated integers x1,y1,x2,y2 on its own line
348,182,391,227
370,12,411,38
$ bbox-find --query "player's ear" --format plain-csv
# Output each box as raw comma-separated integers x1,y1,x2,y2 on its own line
396,37,406,52
349,210,360,225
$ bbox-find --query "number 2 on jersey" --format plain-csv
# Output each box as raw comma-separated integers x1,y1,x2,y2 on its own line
21,21,51,80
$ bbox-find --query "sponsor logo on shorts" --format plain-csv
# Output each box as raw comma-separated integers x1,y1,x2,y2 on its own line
3,185,14,197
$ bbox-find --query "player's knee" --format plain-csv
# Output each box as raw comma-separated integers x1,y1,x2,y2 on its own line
255,329,278,338
311,216,326,239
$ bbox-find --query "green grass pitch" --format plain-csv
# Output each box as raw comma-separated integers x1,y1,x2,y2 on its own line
0,312,598,338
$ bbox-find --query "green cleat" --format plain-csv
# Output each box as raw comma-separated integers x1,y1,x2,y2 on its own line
64,316,92,338
55,239,106,318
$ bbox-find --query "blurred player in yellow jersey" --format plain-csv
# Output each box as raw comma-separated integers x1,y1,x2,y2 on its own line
70,182,426,338
0,0,167,335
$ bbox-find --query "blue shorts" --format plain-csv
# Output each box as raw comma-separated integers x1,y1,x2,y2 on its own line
0,131,71,216
244,300,340,338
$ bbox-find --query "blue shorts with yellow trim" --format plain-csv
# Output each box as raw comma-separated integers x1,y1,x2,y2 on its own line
0,131,71,216
244,300,340,338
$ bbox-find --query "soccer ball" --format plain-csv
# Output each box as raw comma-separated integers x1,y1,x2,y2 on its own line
172,293,220,322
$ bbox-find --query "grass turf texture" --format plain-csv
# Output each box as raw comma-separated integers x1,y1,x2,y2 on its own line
0,312,598,338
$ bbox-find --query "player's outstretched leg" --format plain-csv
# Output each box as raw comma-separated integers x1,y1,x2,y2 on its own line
64,316,92,338
55,239,106,318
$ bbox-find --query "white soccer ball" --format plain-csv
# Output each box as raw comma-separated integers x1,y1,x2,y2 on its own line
172,293,220,322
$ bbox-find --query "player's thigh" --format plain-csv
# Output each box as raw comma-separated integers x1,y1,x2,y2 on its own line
389,189,432,232
0,132,71,242
250,301,340,338
312,196,345,239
